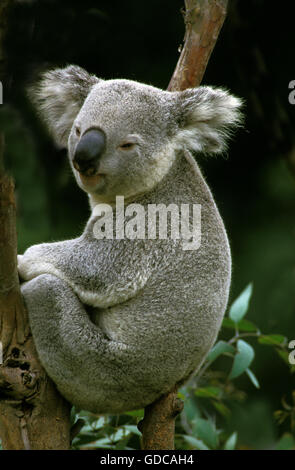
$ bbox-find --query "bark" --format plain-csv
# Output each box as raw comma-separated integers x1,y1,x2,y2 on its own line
168,0,228,91
0,4,71,450
139,388,184,450
0,134,71,450
140,0,228,450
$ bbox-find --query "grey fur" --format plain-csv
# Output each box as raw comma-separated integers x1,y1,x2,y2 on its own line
19,66,242,413
28,65,100,147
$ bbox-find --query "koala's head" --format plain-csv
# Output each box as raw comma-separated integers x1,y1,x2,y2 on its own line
30,65,242,205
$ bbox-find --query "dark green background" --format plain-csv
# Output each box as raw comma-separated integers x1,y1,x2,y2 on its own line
1,0,295,449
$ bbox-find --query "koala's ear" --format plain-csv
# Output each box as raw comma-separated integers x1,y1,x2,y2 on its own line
29,65,101,147
174,86,243,154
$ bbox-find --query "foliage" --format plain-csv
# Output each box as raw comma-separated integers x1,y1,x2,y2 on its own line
72,284,295,450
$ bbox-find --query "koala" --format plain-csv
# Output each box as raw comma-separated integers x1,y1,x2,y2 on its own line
18,65,242,414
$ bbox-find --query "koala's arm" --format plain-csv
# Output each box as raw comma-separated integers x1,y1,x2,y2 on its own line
18,226,158,309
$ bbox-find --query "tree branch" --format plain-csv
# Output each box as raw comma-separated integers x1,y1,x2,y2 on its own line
139,388,184,450
140,0,228,450
168,0,228,91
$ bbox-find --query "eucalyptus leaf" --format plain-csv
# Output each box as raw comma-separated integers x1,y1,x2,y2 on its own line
195,386,222,399
246,368,260,388
258,334,286,346
184,400,201,421
192,418,219,449
212,401,231,419
276,348,290,364
124,409,144,418
224,432,237,450
222,318,258,332
207,340,235,363
122,425,142,437
182,435,209,450
229,340,255,379
229,283,253,323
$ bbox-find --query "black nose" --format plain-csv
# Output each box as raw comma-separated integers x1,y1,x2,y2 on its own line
73,128,106,176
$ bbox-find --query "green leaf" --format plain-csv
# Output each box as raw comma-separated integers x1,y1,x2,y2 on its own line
115,437,131,450
235,319,258,332
245,368,260,388
229,340,255,379
122,425,142,437
124,409,144,418
207,340,235,363
72,432,102,447
177,391,186,400
224,432,237,450
195,386,222,399
212,401,231,419
79,416,105,432
280,350,294,369
184,400,201,422
222,318,258,332
276,348,290,364
192,418,219,449
182,435,209,450
258,335,287,346
275,433,295,450
229,283,253,323
222,318,237,330
79,438,114,449
108,428,125,442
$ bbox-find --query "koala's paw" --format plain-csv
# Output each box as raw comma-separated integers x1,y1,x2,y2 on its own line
18,243,59,282
18,253,32,281
17,247,45,281
17,254,24,264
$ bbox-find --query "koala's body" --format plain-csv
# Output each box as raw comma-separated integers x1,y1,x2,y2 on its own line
19,66,242,413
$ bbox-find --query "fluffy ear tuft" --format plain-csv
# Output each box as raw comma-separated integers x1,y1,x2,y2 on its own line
175,86,244,154
28,65,100,147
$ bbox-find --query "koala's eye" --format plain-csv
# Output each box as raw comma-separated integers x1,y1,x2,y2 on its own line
119,142,135,151
75,126,81,137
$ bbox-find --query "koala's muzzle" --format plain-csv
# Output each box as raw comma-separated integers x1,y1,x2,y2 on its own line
73,128,106,176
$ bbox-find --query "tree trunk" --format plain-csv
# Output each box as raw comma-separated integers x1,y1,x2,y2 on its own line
0,1,71,451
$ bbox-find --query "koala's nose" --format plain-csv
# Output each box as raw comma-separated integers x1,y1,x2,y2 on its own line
73,128,106,176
